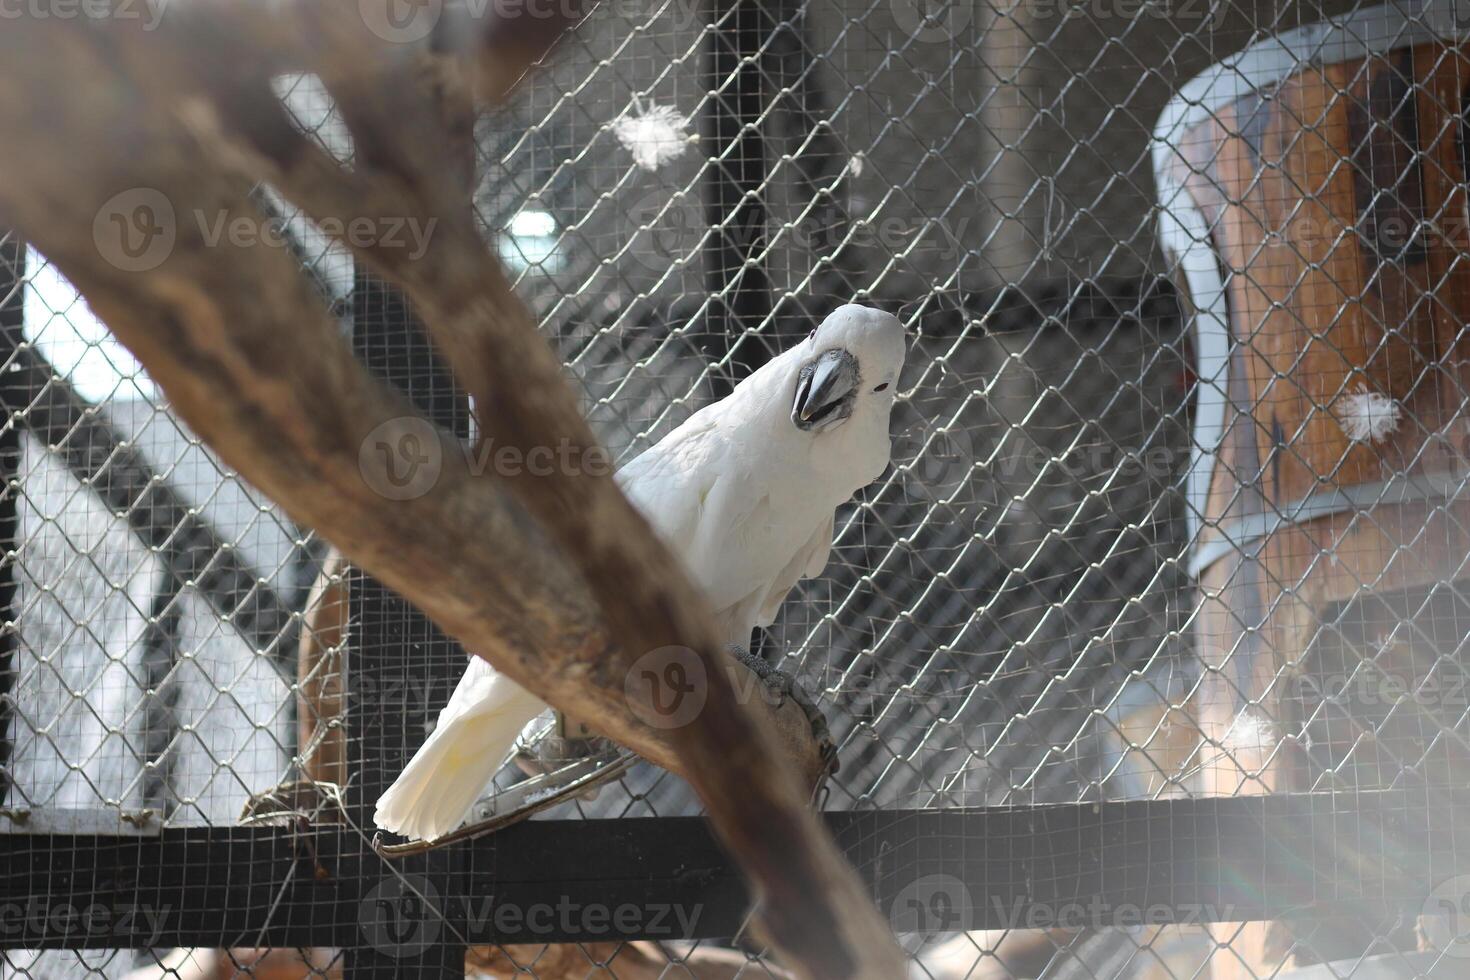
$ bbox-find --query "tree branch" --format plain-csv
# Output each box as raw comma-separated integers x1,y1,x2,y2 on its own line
0,8,905,978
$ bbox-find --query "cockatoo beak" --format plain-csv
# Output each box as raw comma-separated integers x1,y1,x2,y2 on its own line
792,348,859,430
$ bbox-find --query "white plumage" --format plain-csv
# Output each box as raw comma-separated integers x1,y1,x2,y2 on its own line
611,103,692,172
374,305,907,841
1337,386,1401,444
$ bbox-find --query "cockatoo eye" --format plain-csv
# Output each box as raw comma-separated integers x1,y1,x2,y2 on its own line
872,383,889,392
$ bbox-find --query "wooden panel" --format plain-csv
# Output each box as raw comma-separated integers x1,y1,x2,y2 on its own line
1177,44,1470,532
1415,45,1470,470
1170,40,1470,978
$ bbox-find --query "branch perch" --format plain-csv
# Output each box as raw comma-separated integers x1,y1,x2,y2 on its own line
0,6,905,978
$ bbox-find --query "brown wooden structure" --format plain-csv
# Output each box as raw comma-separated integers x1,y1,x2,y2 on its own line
1155,6,1470,973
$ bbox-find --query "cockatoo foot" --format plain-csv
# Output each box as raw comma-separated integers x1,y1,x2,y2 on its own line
513,717,615,801
725,645,838,775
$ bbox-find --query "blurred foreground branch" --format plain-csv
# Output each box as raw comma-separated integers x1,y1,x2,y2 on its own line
0,3,904,977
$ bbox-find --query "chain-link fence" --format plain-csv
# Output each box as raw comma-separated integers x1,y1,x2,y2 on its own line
4,0,1470,976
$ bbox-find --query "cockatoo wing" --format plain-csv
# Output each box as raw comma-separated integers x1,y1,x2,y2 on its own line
684,467,767,607
436,654,518,724
620,411,834,631
617,417,773,612
755,511,834,627
615,413,723,559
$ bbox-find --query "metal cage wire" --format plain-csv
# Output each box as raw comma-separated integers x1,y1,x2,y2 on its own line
3,0,1470,977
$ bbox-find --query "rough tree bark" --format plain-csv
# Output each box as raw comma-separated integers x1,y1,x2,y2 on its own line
122,940,795,980
0,4,906,978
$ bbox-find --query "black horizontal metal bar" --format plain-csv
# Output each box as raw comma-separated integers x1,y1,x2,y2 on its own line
0,790,1465,950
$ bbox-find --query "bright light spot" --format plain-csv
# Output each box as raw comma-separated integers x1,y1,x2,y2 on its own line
509,210,557,238
24,263,156,402
499,210,563,273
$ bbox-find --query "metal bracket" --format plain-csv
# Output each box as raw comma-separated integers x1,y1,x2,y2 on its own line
372,750,637,858
0,806,162,836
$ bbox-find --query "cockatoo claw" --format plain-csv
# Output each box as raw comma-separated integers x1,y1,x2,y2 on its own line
725,644,839,777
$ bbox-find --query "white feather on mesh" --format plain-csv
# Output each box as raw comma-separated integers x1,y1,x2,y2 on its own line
612,103,692,171
1220,711,1275,754
1337,387,1401,443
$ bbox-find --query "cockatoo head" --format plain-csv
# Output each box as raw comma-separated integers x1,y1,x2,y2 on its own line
790,304,906,434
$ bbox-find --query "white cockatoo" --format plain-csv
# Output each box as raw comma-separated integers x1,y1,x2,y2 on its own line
374,304,907,841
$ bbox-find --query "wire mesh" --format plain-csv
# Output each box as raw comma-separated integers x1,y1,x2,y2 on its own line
5,0,1470,976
